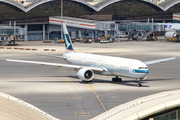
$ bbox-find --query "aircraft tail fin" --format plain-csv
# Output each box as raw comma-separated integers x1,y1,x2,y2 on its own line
62,23,75,53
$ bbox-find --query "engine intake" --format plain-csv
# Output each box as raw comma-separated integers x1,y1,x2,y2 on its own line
165,32,176,38
77,68,94,81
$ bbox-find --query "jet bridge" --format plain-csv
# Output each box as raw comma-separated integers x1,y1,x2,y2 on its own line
0,26,25,46
117,22,165,40
48,16,165,41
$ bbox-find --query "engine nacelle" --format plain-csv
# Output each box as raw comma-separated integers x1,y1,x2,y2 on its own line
165,32,176,38
77,68,94,81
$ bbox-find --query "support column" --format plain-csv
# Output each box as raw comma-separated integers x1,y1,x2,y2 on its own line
114,30,116,38
95,30,98,39
85,30,86,39
105,30,107,39
14,21,16,35
78,30,82,39
92,30,94,42
48,33,49,40
24,25,28,41
43,24,45,40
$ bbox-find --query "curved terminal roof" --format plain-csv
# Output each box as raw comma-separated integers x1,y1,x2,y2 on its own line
159,0,180,11
0,92,59,120
90,89,180,120
93,0,164,11
1,0,180,13
0,0,26,11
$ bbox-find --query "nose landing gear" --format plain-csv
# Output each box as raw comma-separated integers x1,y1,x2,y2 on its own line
112,76,122,82
137,78,142,87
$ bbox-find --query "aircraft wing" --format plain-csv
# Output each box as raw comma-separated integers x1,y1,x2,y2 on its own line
144,57,176,65
36,54,67,59
5,59,105,71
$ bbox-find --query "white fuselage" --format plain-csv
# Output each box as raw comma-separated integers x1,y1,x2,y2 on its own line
158,23,180,32
63,53,148,79
165,24,180,32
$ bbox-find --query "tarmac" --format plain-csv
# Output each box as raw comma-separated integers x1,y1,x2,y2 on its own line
0,41,179,120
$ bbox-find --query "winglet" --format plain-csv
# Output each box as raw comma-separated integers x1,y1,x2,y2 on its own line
62,23,75,53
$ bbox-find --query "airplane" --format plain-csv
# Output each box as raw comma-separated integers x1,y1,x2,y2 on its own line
3,23,176,87
158,23,180,39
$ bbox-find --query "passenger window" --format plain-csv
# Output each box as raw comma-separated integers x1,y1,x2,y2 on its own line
139,67,147,69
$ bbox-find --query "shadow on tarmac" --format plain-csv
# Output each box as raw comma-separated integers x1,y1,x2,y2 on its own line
8,75,165,87
145,78,177,81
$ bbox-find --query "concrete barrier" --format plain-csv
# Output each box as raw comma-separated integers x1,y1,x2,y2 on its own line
32,49,37,51
0,47,5,49
44,49,50,51
19,48,25,50
51,49,56,51
0,46,58,52
26,48,31,50
7,47,12,49
43,40,53,43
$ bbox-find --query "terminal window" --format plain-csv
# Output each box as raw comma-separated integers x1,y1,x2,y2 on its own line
153,109,180,120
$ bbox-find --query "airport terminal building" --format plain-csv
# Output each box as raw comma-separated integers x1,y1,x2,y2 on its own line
0,1,180,120
1,0,180,41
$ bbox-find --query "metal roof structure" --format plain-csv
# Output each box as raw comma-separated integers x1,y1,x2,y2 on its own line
90,89,180,120
1,0,180,13
0,92,59,120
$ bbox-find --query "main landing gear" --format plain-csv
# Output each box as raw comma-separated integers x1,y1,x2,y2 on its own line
112,76,122,82
137,78,142,87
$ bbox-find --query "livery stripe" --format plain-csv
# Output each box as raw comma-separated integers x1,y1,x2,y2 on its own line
133,69,149,74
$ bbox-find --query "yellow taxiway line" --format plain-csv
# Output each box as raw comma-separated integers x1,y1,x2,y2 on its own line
89,83,107,112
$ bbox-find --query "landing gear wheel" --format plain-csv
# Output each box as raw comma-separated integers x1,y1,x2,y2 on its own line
112,76,122,82
136,78,142,87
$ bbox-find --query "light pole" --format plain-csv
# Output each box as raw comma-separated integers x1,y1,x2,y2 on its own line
61,0,63,40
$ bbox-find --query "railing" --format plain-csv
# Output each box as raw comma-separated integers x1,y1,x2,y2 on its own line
3,16,49,25
113,13,172,21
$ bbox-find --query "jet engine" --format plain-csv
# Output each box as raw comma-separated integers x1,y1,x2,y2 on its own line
77,68,94,81
165,32,176,38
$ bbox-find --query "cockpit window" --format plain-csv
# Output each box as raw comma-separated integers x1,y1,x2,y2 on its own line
139,67,147,69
